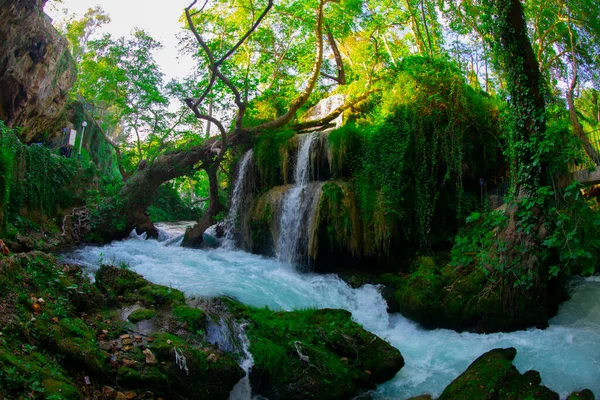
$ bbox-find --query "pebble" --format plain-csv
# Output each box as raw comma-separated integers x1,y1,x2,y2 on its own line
143,348,157,364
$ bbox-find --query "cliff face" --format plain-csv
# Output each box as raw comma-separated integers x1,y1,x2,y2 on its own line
0,0,77,142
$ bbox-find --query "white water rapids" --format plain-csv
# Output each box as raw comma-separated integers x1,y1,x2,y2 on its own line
64,224,600,399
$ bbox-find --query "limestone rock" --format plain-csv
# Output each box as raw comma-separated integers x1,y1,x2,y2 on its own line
0,0,77,142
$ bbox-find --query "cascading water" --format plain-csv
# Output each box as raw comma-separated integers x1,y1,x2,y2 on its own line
224,150,254,247
65,225,600,399
228,323,255,400
277,133,316,264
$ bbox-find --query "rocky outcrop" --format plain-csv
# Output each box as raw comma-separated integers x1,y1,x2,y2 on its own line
0,0,77,142
438,347,593,400
378,257,568,333
226,299,405,400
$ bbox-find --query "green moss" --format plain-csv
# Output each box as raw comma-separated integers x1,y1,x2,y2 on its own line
42,378,80,399
96,265,185,306
139,284,185,306
439,348,559,400
225,299,404,400
172,305,205,333
253,128,295,188
128,308,156,323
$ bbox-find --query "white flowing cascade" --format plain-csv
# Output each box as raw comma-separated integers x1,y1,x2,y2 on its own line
66,225,600,400
276,133,316,264
224,150,254,247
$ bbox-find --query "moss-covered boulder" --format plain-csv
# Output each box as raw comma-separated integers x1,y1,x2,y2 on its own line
568,390,596,400
226,299,404,400
439,348,558,400
378,256,563,333
128,308,156,323
95,265,186,306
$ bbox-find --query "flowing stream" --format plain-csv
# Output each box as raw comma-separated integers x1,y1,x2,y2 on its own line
65,225,600,399
276,133,316,264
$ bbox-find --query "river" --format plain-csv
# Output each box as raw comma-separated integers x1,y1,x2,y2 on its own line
64,223,600,399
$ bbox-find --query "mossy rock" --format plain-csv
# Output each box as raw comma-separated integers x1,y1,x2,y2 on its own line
96,265,185,306
128,308,156,323
127,331,244,399
439,348,559,400
172,305,205,333
226,299,404,400
567,390,596,400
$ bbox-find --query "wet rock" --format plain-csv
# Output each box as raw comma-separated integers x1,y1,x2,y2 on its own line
439,348,559,400
568,390,596,400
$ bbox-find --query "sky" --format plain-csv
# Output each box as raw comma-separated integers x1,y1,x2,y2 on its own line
45,0,196,81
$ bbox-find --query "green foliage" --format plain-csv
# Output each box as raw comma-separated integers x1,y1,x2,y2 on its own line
336,57,502,254
542,182,600,277
451,211,509,273
147,184,196,223
0,122,17,233
253,128,295,188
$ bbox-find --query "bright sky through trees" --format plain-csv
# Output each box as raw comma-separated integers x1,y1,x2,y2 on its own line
46,0,195,81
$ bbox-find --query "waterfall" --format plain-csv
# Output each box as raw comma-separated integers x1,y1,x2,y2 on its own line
224,150,254,247
276,133,316,264
228,323,255,400
207,317,256,400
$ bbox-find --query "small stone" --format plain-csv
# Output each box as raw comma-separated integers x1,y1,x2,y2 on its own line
122,359,137,367
143,348,157,364
102,386,116,399
122,338,133,346
84,376,91,385
207,353,218,363
340,357,349,365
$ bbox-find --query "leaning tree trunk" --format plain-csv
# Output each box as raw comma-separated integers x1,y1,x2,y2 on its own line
94,136,220,241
